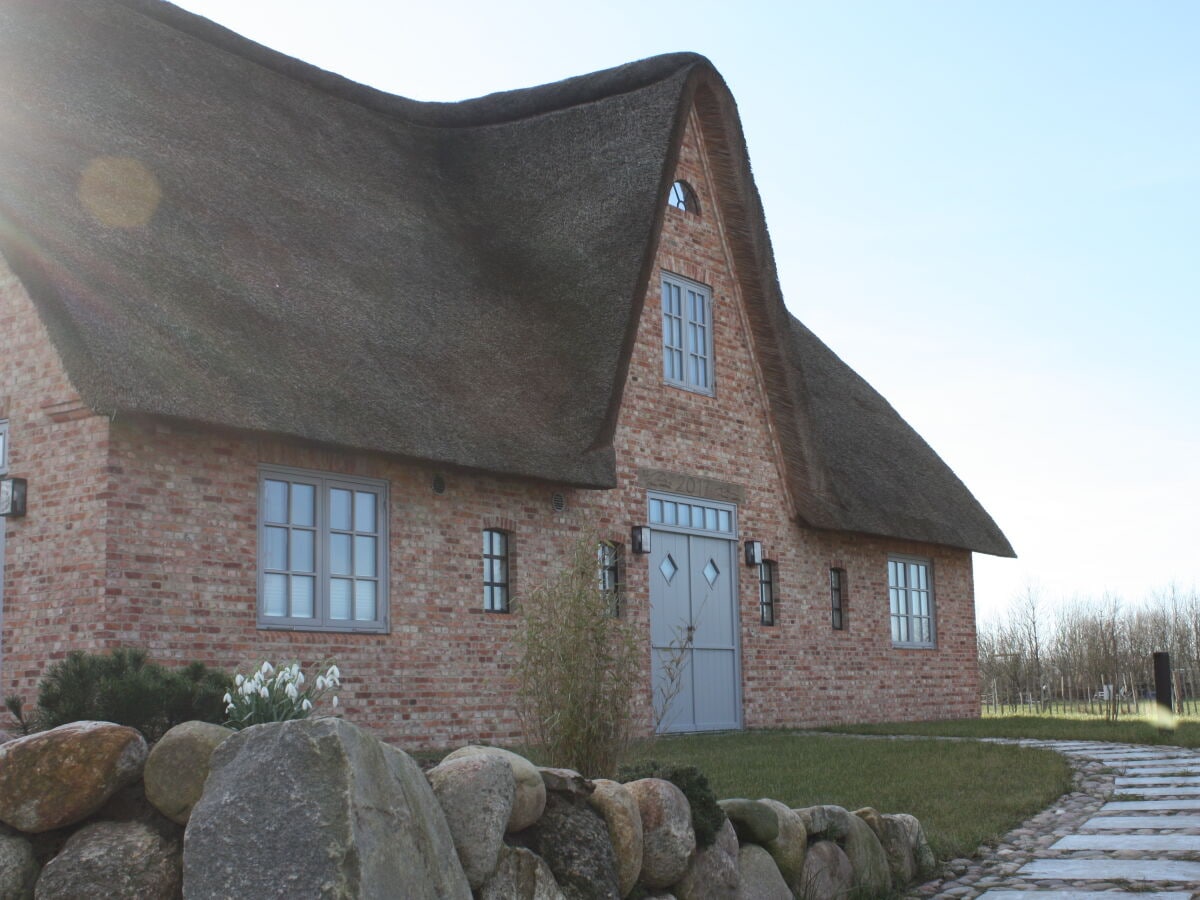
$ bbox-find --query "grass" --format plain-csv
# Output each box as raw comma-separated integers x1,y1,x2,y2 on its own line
624,731,1071,861
823,714,1200,747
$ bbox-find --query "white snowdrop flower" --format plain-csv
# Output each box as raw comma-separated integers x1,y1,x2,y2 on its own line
332,695,339,708
315,676,327,691
222,692,232,705
285,682,298,700
296,671,305,685
259,686,269,699
301,699,312,712
261,661,274,675
327,665,340,682
234,674,244,687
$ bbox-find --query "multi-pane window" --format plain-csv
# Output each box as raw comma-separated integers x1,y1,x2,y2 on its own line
888,557,934,647
483,529,510,613
0,420,8,475
758,560,776,626
598,541,622,617
258,468,387,632
648,495,733,535
830,567,846,630
667,180,700,215
661,273,713,394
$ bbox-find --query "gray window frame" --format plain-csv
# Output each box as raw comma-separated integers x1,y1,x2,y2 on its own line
667,180,700,215
758,560,776,626
888,555,935,648
0,420,8,475
257,465,389,633
598,540,623,617
661,271,714,396
483,529,510,613
830,567,846,630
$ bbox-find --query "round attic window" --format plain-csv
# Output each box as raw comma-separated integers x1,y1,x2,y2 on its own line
667,180,700,215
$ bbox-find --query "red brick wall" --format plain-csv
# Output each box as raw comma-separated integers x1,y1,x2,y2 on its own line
0,104,981,746
0,256,112,693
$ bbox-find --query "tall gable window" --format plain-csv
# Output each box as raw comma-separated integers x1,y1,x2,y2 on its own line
483,529,510,613
661,272,713,394
258,467,388,632
667,180,700,215
888,556,934,647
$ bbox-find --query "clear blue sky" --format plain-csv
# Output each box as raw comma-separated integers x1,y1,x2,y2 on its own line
175,0,1200,622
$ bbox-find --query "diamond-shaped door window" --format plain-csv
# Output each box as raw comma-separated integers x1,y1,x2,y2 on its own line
659,554,678,584
703,559,720,587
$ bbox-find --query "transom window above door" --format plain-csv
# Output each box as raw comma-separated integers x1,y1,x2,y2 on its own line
648,491,736,537
661,272,713,395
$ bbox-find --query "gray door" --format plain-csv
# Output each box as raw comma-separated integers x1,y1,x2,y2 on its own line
650,530,739,732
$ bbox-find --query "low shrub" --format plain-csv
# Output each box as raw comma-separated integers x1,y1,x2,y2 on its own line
617,758,726,848
30,648,228,740
514,534,642,778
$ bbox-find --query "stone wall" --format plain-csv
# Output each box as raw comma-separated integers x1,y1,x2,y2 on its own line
0,719,938,900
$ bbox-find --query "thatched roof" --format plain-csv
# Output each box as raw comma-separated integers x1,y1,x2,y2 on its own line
0,0,1014,557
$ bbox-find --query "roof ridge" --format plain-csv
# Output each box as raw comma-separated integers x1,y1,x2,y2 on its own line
116,0,710,128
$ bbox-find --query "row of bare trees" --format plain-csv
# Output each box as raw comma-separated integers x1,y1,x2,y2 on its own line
978,585,1200,719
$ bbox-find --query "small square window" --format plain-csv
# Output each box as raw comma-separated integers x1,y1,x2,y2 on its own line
257,467,387,632
759,560,776,626
830,568,846,630
661,272,713,395
484,529,510,613
888,556,935,647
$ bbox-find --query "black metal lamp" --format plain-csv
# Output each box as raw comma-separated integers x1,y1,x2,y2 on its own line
631,525,651,554
744,540,763,566
0,477,27,517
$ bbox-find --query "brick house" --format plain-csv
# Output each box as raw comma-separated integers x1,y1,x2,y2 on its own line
0,0,1013,747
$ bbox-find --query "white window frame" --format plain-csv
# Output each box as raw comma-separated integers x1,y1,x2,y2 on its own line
661,272,714,395
257,465,389,633
888,555,935,648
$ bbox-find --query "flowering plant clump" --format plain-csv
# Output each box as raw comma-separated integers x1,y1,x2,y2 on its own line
223,661,341,730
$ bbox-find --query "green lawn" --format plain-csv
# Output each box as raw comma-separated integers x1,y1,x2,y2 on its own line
624,731,1071,861
824,714,1200,747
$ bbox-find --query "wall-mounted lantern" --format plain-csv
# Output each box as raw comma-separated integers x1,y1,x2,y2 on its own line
0,477,27,517
631,525,652,554
744,540,763,566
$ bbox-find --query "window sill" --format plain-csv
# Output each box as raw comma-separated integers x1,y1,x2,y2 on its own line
257,621,389,635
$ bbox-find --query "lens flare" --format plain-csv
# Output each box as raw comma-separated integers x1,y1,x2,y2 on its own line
77,156,161,228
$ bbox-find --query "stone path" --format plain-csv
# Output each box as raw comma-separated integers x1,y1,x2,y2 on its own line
908,739,1200,900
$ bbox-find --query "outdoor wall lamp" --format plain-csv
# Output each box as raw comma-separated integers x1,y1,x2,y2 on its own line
0,477,27,517
744,540,763,566
631,525,651,554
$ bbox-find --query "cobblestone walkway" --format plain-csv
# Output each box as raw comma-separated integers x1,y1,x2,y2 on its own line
910,739,1200,900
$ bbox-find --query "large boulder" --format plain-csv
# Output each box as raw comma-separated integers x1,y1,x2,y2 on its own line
841,813,891,896
795,805,854,842
855,808,912,887
513,792,621,900
886,813,935,881
143,721,231,826
674,817,739,900
427,753,515,889
182,718,470,899
717,799,777,846
799,840,854,900
758,798,806,895
587,779,643,898
625,778,695,890
478,845,566,900
33,819,180,899
443,745,546,831
0,830,38,899
735,844,789,900
0,722,147,833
